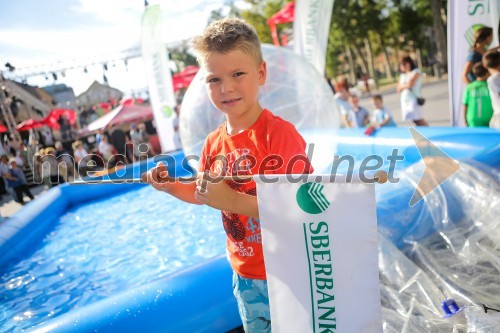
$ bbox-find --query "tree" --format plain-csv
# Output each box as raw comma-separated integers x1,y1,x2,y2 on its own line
169,41,198,73
430,0,447,70
240,0,294,45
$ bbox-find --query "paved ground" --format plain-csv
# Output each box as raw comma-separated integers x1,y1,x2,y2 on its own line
0,78,451,221
0,185,47,221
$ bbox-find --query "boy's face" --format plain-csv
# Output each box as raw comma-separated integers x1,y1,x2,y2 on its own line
372,98,383,109
203,50,266,119
349,96,359,107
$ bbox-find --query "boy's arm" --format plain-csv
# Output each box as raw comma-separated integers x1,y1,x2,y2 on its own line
462,86,470,126
363,113,370,126
142,162,199,204
341,113,351,128
380,116,390,127
195,177,259,218
463,104,468,126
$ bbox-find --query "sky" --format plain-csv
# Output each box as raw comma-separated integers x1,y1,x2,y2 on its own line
0,0,246,97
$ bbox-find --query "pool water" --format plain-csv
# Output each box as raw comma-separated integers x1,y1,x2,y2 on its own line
0,186,225,333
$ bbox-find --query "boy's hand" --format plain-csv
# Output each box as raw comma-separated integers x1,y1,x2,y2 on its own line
195,173,236,212
141,162,174,193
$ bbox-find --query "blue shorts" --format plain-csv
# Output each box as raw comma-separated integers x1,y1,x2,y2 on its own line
232,272,271,332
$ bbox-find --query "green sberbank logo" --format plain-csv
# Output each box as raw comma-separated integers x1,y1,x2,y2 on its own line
464,24,486,47
296,183,330,214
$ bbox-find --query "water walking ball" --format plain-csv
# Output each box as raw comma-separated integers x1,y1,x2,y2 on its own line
179,44,340,171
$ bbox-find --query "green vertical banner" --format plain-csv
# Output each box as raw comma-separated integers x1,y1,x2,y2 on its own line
293,0,335,75
141,4,176,153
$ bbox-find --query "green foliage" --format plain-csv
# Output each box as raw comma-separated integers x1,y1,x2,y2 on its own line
240,0,294,45
169,42,198,73
206,0,441,80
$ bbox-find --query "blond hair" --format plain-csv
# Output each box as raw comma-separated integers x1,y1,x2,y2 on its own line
192,17,263,67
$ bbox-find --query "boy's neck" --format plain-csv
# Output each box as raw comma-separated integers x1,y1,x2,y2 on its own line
225,105,264,135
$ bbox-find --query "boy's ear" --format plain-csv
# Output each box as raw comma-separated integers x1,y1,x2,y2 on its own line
258,61,267,85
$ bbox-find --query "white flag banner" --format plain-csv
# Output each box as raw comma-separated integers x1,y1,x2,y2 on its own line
256,175,382,333
448,0,500,127
293,0,335,75
141,4,176,152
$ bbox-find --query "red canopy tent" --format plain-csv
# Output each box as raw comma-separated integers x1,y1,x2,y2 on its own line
110,104,153,127
40,109,77,130
172,65,199,92
120,98,145,106
267,2,295,46
83,104,153,133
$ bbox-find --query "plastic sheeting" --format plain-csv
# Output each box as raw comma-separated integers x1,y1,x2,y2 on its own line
179,44,339,170
378,161,500,332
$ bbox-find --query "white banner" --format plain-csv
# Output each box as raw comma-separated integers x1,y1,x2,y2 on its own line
448,0,500,126
293,0,335,75
256,175,382,333
141,4,176,152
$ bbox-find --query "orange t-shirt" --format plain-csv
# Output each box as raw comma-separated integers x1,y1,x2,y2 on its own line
199,109,313,280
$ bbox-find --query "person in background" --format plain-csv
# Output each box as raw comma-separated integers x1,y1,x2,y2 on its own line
72,141,90,176
0,155,12,199
55,141,74,179
5,158,34,205
334,82,351,127
482,46,500,128
110,126,128,163
462,26,493,84
42,147,66,187
371,94,396,128
95,129,104,146
397,56,429,126
58,115,72,141
34,149,50,188
462,63,493,127
346,93,370,128
98,135,116,168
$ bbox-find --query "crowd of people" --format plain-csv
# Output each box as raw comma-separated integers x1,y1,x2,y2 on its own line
333,55,429,130
0,121,157,206
334,39,500,131
0,137,35,205
461,27,499,129
334,81,398,130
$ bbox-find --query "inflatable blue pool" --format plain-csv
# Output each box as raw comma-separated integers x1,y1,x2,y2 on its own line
0,127,499,333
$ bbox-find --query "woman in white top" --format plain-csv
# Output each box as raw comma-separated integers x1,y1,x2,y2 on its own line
98,135,116,167
397,56,429,126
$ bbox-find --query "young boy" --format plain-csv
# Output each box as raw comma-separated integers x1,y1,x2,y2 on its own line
143,18,312,332
371,94,396,127
346,93,370,128
462,62,493,127
482,46,500,128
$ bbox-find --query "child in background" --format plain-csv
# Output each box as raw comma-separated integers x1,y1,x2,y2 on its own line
346,93,370,128
371,94,396,127
334,82,351,127
143,18,313,332
462,63,493,127
482,46,500,128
